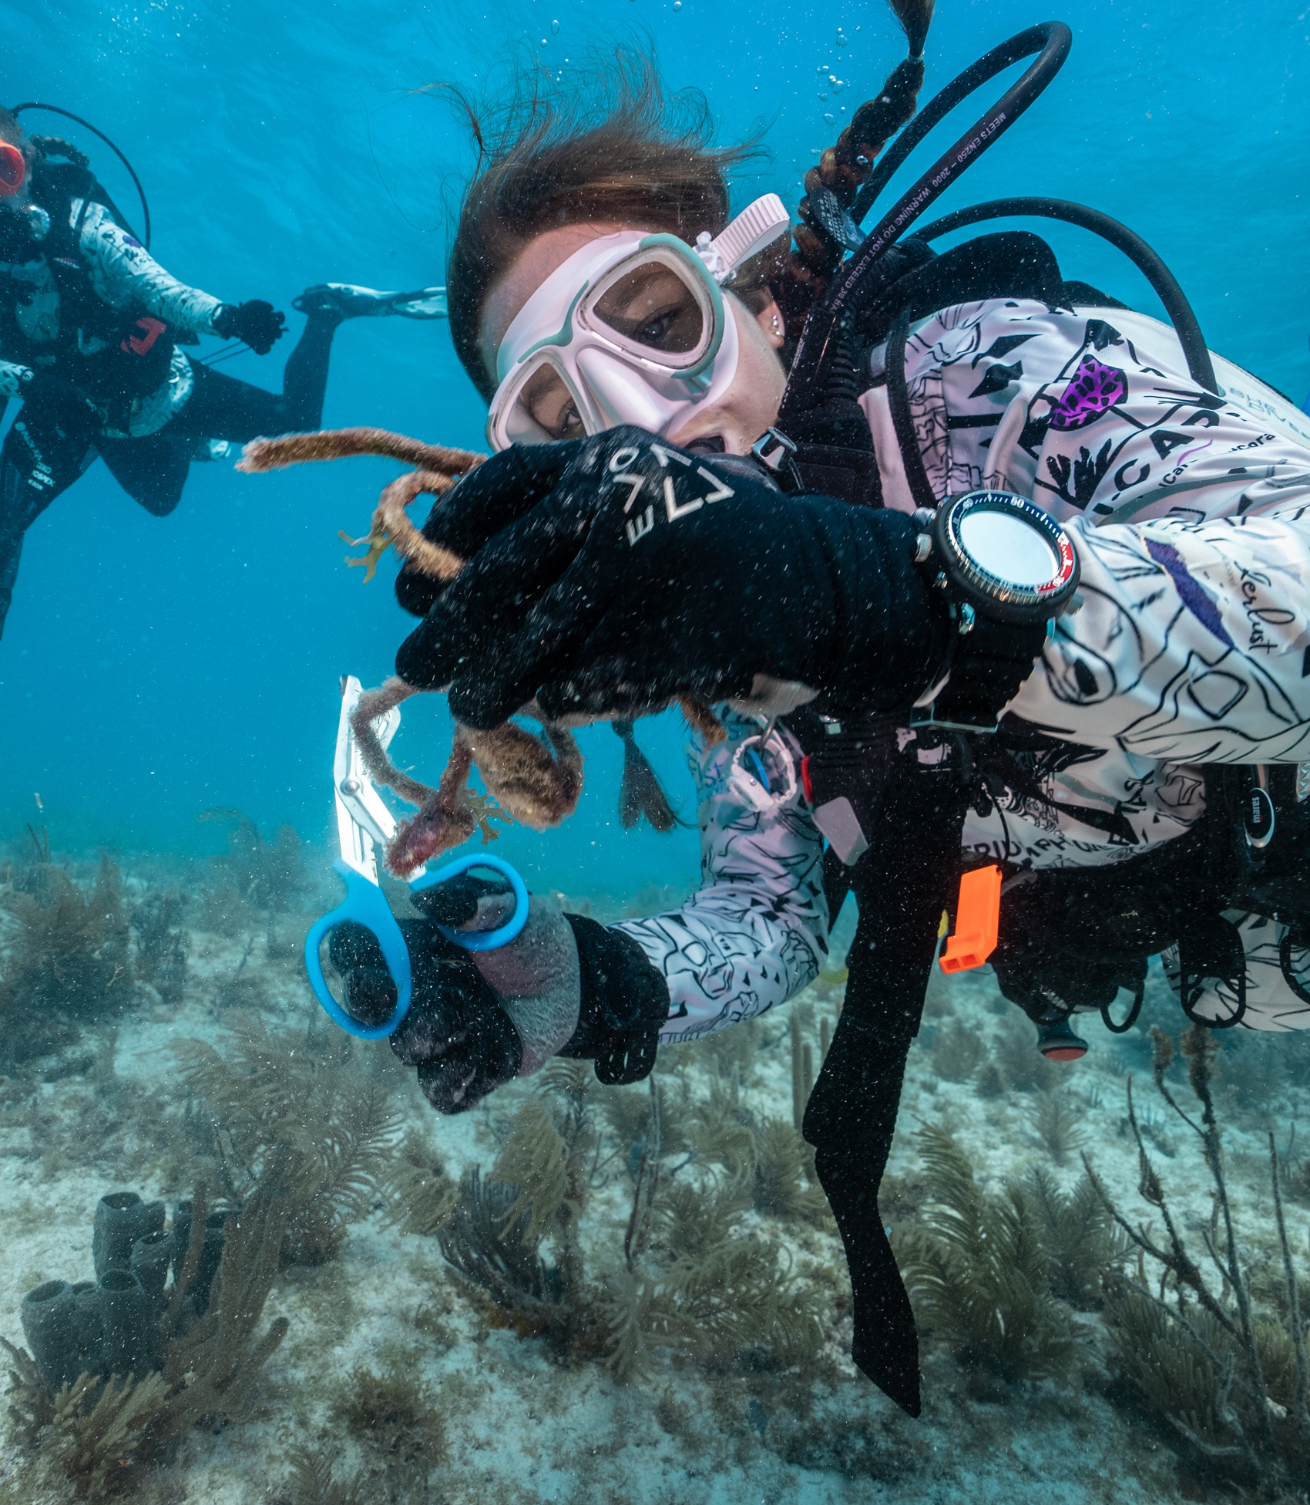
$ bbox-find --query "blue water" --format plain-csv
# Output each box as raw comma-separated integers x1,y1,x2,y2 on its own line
1,0,1307,894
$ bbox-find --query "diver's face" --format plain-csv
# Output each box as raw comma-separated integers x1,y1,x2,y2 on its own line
480,222,788,455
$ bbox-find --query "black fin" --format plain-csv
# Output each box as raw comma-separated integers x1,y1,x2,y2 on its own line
613,720,679,833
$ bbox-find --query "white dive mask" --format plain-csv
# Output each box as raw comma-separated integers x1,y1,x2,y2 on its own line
486,194,790,451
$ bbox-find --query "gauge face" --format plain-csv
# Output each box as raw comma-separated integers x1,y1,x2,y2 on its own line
933,490,1079,624
957,508,1060,587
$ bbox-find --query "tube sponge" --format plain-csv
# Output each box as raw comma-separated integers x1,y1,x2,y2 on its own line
19,1280,81,1391
130,1230,175,1303
99,1269,152,1378
92,1192,165,1277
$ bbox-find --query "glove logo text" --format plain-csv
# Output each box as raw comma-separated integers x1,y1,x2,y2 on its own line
608,440,734,549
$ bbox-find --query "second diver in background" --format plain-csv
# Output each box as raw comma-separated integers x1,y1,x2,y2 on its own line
0,105,446,638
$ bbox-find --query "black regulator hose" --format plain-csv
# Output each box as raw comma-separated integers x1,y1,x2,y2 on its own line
781,22,1072,423
916,198,1218,394
10,102,152,248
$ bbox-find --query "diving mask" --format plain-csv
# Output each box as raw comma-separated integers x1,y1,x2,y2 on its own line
0,143,27,197
487,194,790,451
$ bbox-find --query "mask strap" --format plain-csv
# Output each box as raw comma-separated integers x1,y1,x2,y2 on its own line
694,193,790,284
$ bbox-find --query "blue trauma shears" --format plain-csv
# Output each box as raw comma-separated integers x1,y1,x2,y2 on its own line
304,675,530,1040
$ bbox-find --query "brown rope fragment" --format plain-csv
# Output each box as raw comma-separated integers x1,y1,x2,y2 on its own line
241,427,724,867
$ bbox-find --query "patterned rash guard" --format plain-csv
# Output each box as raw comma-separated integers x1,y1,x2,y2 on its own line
616,299,1310,1035
614,711,829,1045
0,199,223,435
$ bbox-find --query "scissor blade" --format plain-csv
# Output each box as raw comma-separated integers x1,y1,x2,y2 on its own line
334,676,407,881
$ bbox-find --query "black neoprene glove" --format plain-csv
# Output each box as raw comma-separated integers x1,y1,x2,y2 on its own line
19,369,103,436
559,914,670,1085
395,441,589,618
328,914,522,1114
213,300,286,355
395,426,949,728
327,873,670,1111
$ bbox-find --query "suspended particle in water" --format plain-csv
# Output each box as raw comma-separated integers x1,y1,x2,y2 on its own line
551,16,559,30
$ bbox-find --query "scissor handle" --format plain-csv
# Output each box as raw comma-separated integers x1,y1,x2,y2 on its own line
411,854,531,951
306,855,531,1040
305,859,414,1040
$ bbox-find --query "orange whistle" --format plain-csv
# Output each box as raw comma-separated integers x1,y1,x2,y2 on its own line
939,864,1001,973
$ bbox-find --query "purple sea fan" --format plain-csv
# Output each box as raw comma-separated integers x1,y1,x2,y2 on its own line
1047,354,1128,431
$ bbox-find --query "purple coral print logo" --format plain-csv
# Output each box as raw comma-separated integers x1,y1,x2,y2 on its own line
1047,354,1129,432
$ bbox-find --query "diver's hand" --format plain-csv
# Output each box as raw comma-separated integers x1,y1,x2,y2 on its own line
395,426,948,727
328,915,522,1113
19,369,103,436
213,300,286,355
327,875,667,1109
412,880,582,1077
395,441,586,618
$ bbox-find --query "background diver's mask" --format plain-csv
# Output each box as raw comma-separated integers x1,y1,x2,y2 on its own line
487,194,790,451
0,142,27,198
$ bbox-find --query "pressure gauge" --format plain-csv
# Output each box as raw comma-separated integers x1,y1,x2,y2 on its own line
926,489,1080,625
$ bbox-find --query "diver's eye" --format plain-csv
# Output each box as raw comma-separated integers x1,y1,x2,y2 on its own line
595,264,705,356
638,310,680,345
516,364,585,443
552,402,583,440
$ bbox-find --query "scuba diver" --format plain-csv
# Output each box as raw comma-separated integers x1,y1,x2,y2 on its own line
0,104,446,638
323,0,1310,1417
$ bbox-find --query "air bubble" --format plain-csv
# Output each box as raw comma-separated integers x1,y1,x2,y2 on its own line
823,113,834,124
551,17,559,31
673,2,682,9
836,29,848,47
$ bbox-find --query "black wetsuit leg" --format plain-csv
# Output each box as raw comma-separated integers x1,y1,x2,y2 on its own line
0,404,97,637
167,309,339,441
96,310,341,517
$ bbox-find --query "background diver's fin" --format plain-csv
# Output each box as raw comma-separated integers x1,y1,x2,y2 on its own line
387,288,448,320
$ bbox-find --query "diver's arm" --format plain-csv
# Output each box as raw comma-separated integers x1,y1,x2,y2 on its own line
610,710,829,1043
0,359,32,398
867,300,1310,765
71,198,224,337
1012,499,1310,763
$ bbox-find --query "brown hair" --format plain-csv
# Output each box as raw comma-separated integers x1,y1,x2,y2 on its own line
444,51,767,400
0,107,33,165
0,107,89,177
444,1,935,396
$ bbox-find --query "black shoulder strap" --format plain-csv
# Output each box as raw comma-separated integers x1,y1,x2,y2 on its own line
31,160,139,259
778,230,1070,511
857,230,1066,349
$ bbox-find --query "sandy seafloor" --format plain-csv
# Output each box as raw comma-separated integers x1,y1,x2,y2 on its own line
1,855,1307,1505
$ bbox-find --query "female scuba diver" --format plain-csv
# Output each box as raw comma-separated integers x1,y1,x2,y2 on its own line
324,0,1310,1416
0,105,445,638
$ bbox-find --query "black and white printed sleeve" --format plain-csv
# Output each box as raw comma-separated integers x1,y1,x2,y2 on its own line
71,198,224,338
611,710,829,1043
863,298,1310,1028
